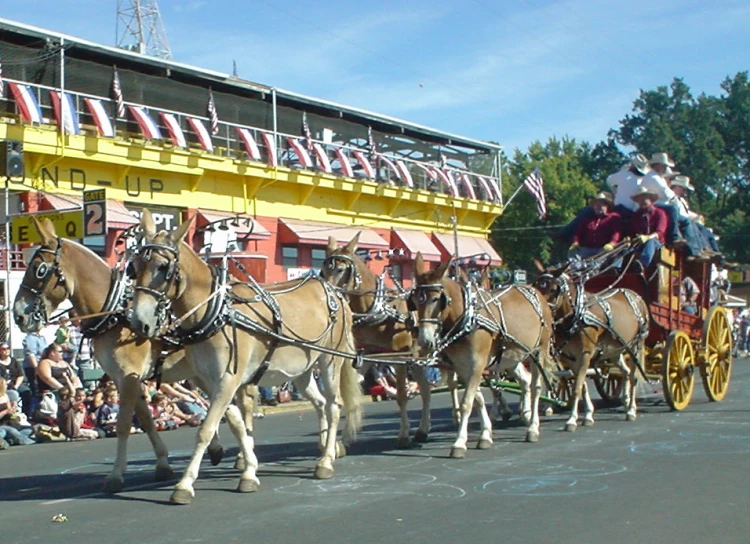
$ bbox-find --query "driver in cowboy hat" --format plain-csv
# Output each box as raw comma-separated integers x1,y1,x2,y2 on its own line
630,186,668,267
607,153,651,215
569,192,621,260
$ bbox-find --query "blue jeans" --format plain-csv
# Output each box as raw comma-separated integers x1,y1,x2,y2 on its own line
0,425,35,445
177,401,207,421
676,215,704,256
639,238,663,267
696,223,720,252
656,204,681,244
425,366,441,384
258,386,274,401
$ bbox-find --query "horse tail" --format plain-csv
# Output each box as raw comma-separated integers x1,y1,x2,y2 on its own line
339,325,363,445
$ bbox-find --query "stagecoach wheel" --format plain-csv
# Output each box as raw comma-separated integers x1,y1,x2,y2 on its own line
592,367,625,406
661,331,695,411
701,306,733,402
554,377,575,411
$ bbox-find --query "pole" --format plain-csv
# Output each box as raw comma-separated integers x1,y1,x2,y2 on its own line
503,181,526,209
451,209,459,278
4,176,11,346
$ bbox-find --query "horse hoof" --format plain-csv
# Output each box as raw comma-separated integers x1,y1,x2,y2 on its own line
336,441,347,458
234,457,246,472
626,413,636,422
477,438,493,450
170,489,194,505
449,447,467,459
208,446,224,466
154,465,175,482
103,477,124,494
396,437,412,449
237,479,260,493
582,419,595,427
564,423,577,432
413,430,429,443
314,466,335,480
525,431,539,443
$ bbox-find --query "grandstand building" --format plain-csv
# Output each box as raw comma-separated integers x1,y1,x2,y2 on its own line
0,18,504,344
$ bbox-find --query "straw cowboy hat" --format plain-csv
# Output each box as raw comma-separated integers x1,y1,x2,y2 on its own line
663,166,681,179
631,153,650,175
630,186,659,202
589,191,613,206
671,175,695,191
649,152,675,167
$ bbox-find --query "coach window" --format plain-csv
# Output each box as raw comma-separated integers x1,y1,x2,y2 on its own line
311,248,327,269
282,246,299,267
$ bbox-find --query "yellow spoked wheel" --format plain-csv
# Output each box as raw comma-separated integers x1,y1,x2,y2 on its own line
662,331,695,411
593,366,625,406
701,306,732,402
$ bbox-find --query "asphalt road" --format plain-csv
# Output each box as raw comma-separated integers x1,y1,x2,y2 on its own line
2,359,750,544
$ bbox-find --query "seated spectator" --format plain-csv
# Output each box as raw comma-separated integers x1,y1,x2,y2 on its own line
54,316,75,365
0,377,35,445
630,186,668,268
37,343,82,393
96,387,120,437
150,392,179,431
0,341,32,418
680,276,700,315
362,363,398,401
57,386,99,440
159,381,209,422
569,192,621,260
150,392,199,429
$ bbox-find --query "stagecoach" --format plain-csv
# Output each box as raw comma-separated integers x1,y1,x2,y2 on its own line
565,246,734,411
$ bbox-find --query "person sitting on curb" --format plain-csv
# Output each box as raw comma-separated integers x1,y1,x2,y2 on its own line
569,192,621,260
630,186,668,268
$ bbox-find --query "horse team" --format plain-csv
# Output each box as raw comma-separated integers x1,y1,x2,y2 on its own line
12,211,650,505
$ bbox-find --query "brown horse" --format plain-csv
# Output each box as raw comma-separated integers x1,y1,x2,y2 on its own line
411,253,554,456
12,218,249,492
533,260,648,429
323,233,437,447
129,210,362,504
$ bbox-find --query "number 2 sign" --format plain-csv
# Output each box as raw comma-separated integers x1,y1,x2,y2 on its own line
83,189,107,237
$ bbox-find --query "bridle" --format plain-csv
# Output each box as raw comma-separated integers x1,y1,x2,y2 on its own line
408,282,451,325
132,241,183,330
322,253,361,291
17,238,70,326
536,272,585,329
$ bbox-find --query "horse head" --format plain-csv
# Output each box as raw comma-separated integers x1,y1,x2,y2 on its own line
409,252,455,351
532,258,574,317
322,232,363,291
130,209,193,338
13,218,71,332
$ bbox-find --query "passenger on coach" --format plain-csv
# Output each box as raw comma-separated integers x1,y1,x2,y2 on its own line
606,153,650,223
568,192,621,259
669,175,721,258
557,190,615,244
630,186,668,268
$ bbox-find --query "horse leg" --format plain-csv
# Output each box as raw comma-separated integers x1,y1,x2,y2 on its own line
232,384,256,471
450,367,483,458
223,402,260,494
293,371,328,453
170,375,242,505
525,357,544,442
447,371,461,428
472,388,493,450
395,365,412,448
581,380,595,426
513,362,532,425
133,393,174,481
412,365,432,443
314,359,341,480
565,350,590,432
625,345,642,422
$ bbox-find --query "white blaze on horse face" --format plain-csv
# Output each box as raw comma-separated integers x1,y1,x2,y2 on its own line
418,322,438,350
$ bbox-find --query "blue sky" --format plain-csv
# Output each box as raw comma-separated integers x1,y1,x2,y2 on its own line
2,0,749,153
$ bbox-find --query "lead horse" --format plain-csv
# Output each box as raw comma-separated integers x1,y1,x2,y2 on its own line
12,218,249,492
411,253,555,456
129,210,362,504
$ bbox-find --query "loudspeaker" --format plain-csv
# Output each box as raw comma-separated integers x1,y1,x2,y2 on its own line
0,140,24,178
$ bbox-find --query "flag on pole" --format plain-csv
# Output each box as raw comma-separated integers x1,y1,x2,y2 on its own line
111,67,125,118
522,168,546,219
207,88,219,135
302,112,312,151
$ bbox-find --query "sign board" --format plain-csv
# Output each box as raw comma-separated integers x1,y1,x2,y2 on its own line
124,205,182,231
83,189,107,237
11,210,83,244
287,267,320,281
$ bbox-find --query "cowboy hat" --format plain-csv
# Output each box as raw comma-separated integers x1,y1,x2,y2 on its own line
663,166,681,179
589,191,613,206
630,186,659,201
671,175,695,191
631,153,650,175
649,152,675,167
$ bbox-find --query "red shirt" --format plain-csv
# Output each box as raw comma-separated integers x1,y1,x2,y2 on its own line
573,212,621,248
631,206,668,243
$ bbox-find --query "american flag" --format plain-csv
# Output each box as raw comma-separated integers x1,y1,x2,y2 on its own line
522,168,547,220
302,111,312,150
111,67,125,118
207,88,219,135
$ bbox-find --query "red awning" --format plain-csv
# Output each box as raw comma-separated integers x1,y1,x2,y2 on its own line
432,232,502,265
40,194,139,229
391,229,442,262
279,218,388,249
197,210,270,239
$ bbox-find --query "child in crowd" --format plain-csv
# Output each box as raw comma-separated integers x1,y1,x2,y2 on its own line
150,392,178,431
0,377,35,446
96,387,120,437
57,387,99,440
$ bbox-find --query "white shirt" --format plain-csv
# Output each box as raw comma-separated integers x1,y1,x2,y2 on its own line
607,169,642,212
641,171,677,205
